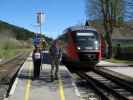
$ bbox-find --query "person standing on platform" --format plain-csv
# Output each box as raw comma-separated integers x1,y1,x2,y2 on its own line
49,42,62,79
32,45,42,79
41,39,47,64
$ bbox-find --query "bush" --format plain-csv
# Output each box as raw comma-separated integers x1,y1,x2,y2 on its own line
0,38,32,59
113,45,133,60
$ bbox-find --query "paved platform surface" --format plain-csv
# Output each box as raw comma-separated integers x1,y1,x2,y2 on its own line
6,54,80,100
103,66,133,79
97,61,133,82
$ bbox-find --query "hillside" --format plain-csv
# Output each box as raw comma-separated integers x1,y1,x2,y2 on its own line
0,20,34,40
0,20,52,44
0,20,52,59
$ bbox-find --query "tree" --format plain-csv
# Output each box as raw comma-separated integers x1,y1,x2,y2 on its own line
85,0,102,20
85,0,124,58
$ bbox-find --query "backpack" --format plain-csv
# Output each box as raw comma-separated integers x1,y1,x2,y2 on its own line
49,45,58,56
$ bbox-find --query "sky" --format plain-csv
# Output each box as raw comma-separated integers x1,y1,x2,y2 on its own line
0,0,86,38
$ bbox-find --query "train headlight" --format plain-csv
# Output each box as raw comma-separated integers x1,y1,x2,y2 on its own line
95,47,98,50
94,41,99,50
77,46,81,50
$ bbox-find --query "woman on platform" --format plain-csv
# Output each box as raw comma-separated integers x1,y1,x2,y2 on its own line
32,45,42,79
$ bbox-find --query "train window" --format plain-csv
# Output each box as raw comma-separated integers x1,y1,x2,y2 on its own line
76,32,98,39
75,31,99,50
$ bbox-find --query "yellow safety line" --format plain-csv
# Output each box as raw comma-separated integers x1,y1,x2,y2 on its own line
59,75,65,100
24,80,31,100
24,61,32,100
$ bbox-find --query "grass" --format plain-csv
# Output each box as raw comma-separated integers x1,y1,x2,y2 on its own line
106,58,133,65
0,48,32,59
0,38,32,60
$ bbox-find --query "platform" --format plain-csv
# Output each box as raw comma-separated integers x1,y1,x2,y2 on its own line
97,61,133,83
103,66,133,80
5,53,80,100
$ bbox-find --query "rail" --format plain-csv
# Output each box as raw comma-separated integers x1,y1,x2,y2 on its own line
76,71,133,100
0,51,30,99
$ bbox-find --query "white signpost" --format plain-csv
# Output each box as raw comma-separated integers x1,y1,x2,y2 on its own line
33,11,45,46
37,11,44,34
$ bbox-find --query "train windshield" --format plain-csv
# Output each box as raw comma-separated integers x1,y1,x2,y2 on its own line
76,31,99,50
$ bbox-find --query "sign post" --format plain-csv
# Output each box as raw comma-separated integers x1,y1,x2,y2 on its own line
37,11,44,35
33,11,46,46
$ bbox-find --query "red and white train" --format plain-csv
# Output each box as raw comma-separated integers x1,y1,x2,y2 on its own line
56,26,106,69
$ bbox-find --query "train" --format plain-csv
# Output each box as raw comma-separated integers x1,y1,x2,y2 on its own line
55,26,106,70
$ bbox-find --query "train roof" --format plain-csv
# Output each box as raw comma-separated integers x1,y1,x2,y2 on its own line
63,26,97,33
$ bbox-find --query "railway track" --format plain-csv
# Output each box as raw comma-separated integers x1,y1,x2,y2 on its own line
76,69,133,100
0,52,30,99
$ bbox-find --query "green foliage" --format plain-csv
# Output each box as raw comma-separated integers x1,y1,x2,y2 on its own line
0,21,52,48
113,45,133,60
0,20,53,59
0,38,32,59
13,28,34,40
0,20,34,40
106,58,133,64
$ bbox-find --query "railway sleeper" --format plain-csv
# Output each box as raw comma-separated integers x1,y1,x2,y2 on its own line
93,68,133,94
78,72,130,100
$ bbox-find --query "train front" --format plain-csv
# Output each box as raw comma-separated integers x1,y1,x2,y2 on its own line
74,30,100,67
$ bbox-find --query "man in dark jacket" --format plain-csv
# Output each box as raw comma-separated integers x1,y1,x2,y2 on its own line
49,42,62,79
